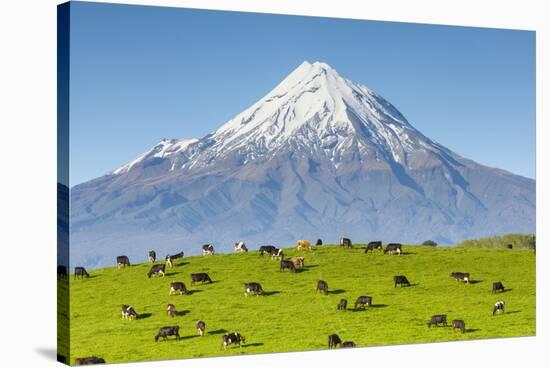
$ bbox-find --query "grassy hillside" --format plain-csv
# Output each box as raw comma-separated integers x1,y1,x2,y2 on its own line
457,233,536,250
67,245,535,364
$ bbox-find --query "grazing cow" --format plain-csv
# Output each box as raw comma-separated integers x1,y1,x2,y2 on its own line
341,341,356,348
316,239,323,246
202,244,214,255
154,326,180,342
492,281,505,294
147,264,166,278
116,255,130,268
191,273,213,285
169,282,189,295
272,248,284,260
75,357,106,365
507,244,513,249
316,280,329,295
196,320,206,336
74,266,90,280
365,241,383,253
384,243,402,255
452,319,466,333
166,304,176,318
121,305,138,320
337,298,348,310
234,241,248,252
354,296,373,309
451,272,470,283
493,301,505,316
428,314,447,327
259,245,277,256
221,332,246,350
165,251,184,268
296,239,313,251
280,258,296,272
244,282,264,296
328,334,342,349
340,237,352,248
394,275,411,287
148,250,156,263
289,256,305,267
57,265,67,280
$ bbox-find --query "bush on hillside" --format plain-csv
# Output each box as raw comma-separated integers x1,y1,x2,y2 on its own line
422,240,438,247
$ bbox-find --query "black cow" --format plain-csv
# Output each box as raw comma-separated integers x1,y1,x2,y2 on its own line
316,239,323,246
337,298,348,310
451,272,470,283
340,237,352,248
121,305,137,320
244,282,264,296
493,301,505,316
452,319,466,333
316,280,329,295
221,332,246,350
196,320,206,336
341,341,356,348
280,258,296,272
259,245,276,256
75,356,106,365
165,251,184,268
74,266,90,280
169,282,189,295
57,265,67,279
384,243,402,254
354,296,372,309
191,273,213,285
328,334,342,349
154,326,180,342
166,304,176,318
202,244,214,255
117,255,130,268
148,250,156,263
365,241,383,253
147,264,166,278
428,314,447,327
507,244,513,249
492,281,505,293
394,275,411,287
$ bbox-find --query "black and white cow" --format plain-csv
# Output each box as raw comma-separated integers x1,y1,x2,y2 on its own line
74,266,90,280
74,356,106,365
428,314,447,327
147,264,166,278
121,305,138,320
244,282,264,296
196,320,206,336
316,280,329,295
493,301,505,316
169,282,189,295
394,275,411,287
280,258,296,272
354,296,372,309
116,255,130,268
148,250,156,263
234,242,248,252
341,341,356,348
328,334,342,349
384,243,402,255
316,239,323,246
57,265,67,280
202,244,214,255
340,237,352,248
221,332,246,350
492,281,505,293
365,241,383,253
452,319,466,333
165,251,184,268
259,245,276,256
166,304,176,318
154,326,180,342
451,272,470,283
337,298,348,310
191,273,212,285
272,248,284,260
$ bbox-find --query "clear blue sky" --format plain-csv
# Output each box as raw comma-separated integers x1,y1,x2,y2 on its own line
68,1,536,185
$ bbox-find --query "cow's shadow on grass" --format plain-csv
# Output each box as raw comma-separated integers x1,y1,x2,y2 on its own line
179,335,200,340
305,264,319,269
208,329,228,335
328,289,346,295
174,262,190,267
186,290,203,295
348,304,387,312
262,291,281,296
137,313,152,320
466,328,480,333
468,280,483,284
243,343,264,348
505,310,522,314
369,304,389,308
494,289,513,293
174,310,189,317
163,272,179,277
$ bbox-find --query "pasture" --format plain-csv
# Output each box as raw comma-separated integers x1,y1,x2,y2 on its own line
67,244,535,364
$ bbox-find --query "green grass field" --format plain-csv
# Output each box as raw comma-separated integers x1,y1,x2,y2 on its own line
67,245,535,364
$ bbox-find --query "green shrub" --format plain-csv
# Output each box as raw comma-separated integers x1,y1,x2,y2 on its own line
421,240,438,247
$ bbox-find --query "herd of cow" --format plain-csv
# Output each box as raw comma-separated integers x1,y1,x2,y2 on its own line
67,238,511,365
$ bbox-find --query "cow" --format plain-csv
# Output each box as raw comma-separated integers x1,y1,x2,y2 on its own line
328,334,342,349
147,264,166,278
166,304,176,318
196,320,206,336
221,332,246,350
244,282,264,296
354,296,372,309
316,280,329,295
169,282,189,295
451,272,470,283
507,244,513,249
341,341,356,348
493,301,505,316
384,243,402,255
340,237,352,248
394,275,411,287
259,245,276,256
272,248,284,260
316,239,323,246
117,255,130,268
452,319,466,333
74,356,106,365
191,273,213,285
165,251,184,268
288,256,305,267
57,265,67,280
148,250,156,263
492,281,505,293
296,239,313,251
337,298,348,310
365,241,383,253
428,314,447,327
234,241,248,252
280,258,296,272
74,266,90,280
121,305,137,320
202,244,214,255
154,326,180,342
